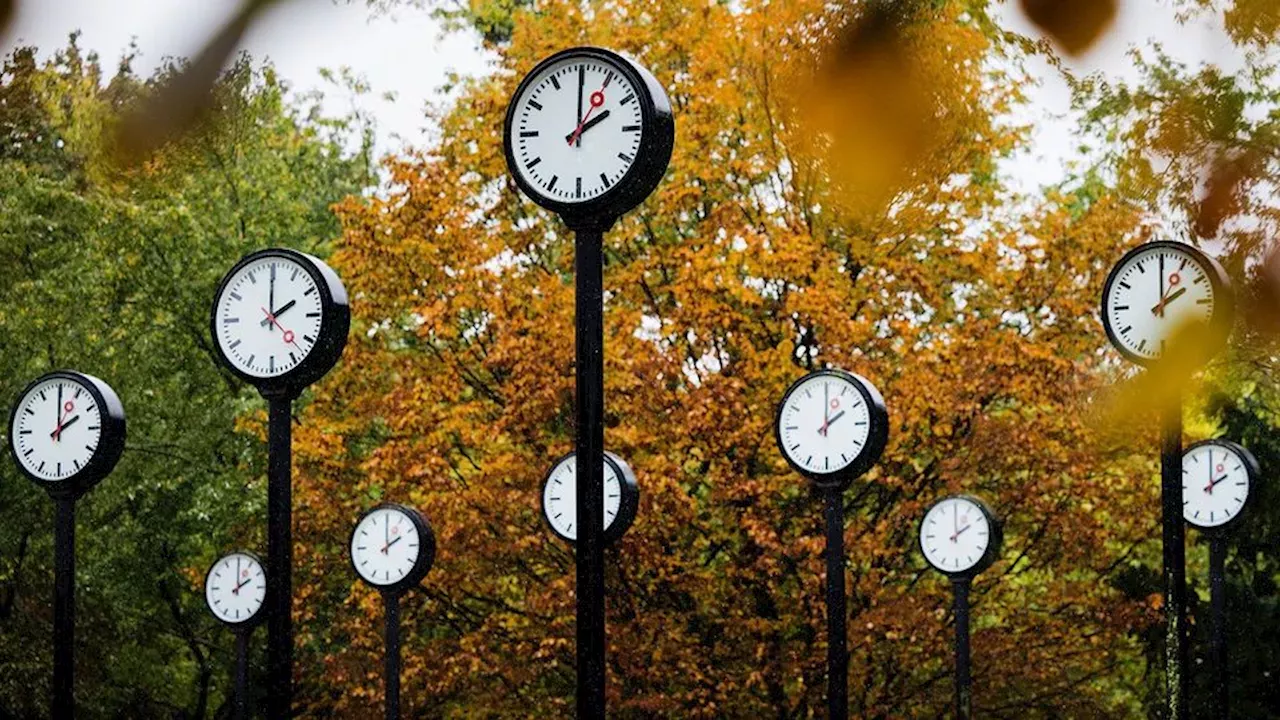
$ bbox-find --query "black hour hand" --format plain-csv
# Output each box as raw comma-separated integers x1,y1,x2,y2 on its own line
260,299,297,326
51,415,79,439
565,110,611,143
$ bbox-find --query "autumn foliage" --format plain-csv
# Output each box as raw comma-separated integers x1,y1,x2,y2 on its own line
279,0,1172,716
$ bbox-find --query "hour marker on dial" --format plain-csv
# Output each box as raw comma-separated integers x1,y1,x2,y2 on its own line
540,451,639,544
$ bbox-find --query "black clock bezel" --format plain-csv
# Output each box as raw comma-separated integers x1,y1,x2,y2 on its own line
502,46,675,230
918,494,1004,580
774,368,890,491
540,450,640,546
203,550,268,629
1182,439,1260,533
1100,240,1235,368
210,247,351,398
349,502,437,594
7,370,127,499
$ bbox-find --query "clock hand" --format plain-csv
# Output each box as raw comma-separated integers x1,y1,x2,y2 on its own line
260,307,304,351
269,264,276,328
259,299,297,326
1151,287,1187,317
567,87,607,147
950,524,971,542
56,384,62,430
383,516,390,554
824,383,830,429
51,415,80,439
51,401,75,441
1159,254,1164,306
823,410,846,430
1205,475,1229,494
563,110,611,143
234,557,242,595
384,536,402,551
576,65,585,146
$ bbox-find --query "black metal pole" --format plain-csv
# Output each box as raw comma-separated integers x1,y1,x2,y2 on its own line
953,577,971,720
266,394,294,719
52,496,75,720
823,488,848,720
573,225,607,719
1161,397,1187,720
1209,535,1228,719
233,630,249,720
384,591,401,720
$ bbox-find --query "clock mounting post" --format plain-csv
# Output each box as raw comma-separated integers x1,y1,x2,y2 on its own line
1101,240,1234,720
503,46,673,719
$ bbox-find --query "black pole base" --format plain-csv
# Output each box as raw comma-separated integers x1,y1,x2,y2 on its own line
824,489,848,720
573,226,607,720
264,393,296,719
1209,535,1228,720
233,630,250,720
52,496,76,720
1161,400,1188,720
385,591,401,720
952,578,972,720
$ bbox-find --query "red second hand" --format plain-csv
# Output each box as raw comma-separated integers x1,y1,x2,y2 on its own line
567,88,606,146
53,400,74,442
261,307,303,351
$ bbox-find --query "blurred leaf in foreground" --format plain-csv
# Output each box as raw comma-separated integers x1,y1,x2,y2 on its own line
1021,0,1118,55
1195,149,1262,239
110,0,282,167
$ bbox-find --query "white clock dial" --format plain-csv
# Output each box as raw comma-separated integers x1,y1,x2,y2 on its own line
1103,244,1217,362
542,456,623,541
214,255,324,378
509,56,644,204
1183,443,1250,528
351,507,423,586
921,498,991,573
777,374,872,476
205,553,265,625
10,377,104,482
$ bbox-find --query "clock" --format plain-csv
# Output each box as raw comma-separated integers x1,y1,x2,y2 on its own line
919,495,1002,578
1182,439,1259,531
210,248,350,395
541,451,639,544
1101,241,1233,366
8,370,126,497
775,369,889,490
205,551,267,627
350,503,436,592
503,46,674,227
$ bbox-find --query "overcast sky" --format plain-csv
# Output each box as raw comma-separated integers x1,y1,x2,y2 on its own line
0,0,1242,189
0,0,494,157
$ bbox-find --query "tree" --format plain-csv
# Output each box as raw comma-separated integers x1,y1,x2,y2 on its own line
296,0,1160,715
1075,1,1280,714
0,38,374,717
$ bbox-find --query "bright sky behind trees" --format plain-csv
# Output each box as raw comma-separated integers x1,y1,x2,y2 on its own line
0,0,1241,187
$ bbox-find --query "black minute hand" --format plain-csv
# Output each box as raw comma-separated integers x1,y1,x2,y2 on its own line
564,110,611,143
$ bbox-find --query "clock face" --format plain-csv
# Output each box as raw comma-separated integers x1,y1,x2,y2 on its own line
351,507,424,586
204,552,265,625
542,455,624,541
1102,244,1219,363
1183,442,1251,528
508,54,644,205
10,376,104,482
777,373,873,477
920,497,991,574
213,254,324,379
